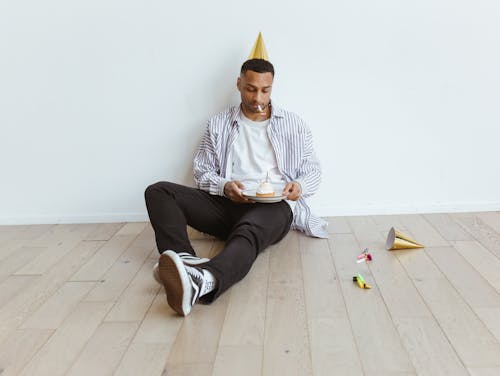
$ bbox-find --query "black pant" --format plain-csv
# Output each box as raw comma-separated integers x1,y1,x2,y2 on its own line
144,181,293,302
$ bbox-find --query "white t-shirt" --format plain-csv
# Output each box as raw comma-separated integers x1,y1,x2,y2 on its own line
228,112,295,211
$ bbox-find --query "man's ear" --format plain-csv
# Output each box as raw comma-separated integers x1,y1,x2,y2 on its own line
236,77,241,91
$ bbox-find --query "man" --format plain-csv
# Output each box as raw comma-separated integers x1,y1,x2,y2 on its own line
145,57,327,316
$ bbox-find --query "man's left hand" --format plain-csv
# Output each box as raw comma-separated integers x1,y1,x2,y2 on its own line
282,182,301,201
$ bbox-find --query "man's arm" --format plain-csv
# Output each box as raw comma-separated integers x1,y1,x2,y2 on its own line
292,127,321,199
193,123,229,196
194,122,255,203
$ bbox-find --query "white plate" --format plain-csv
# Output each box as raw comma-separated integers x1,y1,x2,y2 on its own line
242,190,286,203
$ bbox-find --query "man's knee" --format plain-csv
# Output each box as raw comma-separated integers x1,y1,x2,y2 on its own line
233,222,258,236
232,209,291,247
230,222,265,248
144,181,172,202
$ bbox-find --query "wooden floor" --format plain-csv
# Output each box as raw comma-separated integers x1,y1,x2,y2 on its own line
0,212,500,375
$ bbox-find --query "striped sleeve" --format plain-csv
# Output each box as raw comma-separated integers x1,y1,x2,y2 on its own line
193,122,229,196
294,127,321,198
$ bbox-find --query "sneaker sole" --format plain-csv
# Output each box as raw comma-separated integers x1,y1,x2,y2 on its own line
152,263,161,284
159,251,193,316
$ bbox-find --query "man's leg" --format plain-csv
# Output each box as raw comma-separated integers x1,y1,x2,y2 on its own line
145,181,253,315
144,181,235,255
200,200,293,302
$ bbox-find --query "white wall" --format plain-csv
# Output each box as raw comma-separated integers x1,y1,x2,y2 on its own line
1,0,499,224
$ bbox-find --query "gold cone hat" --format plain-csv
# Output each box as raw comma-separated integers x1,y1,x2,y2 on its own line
386,227,424,250
248,32,269,60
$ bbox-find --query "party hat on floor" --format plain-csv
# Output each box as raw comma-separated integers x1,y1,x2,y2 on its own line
386,227,424,250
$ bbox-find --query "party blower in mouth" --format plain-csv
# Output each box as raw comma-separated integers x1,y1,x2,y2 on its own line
257,103,270,113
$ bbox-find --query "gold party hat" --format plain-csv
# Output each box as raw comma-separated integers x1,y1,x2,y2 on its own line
386,227,424,250
248,32,269,60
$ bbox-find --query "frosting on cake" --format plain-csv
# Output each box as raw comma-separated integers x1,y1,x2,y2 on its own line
256,181,274,197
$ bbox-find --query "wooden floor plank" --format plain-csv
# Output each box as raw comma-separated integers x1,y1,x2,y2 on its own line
1,218,499,375
0,224,54,245
0,240,26,262
14,224,101,275
474,307,500,342
398,248,500,368
370,214,410,233
468,367,500,376
103,256,160,322
0,225,30,244
451,213,500,259
70,222,148,282
331,231,416,375
83,228,155,303
325,216,352,234
216,250,269,347
394,317,469,376
83,222,125,241
212,249,269,376
424,246,500,309
263,232,313,376
476,211,500,234
403,215,500,356
349,215,470,376
164,241,227,374
65,322,139,376
0,246,46,284
0,240,103,345
113,342,170,376
20,281,96,330
0,328,53,376
164,363,213,376
18,301,113,376
213,345,262,376
27,224,98,247
164,293,228,373
398,214,450,247
424,213,474,241
451,241,500,293
300,236,363,376
0,224,55,261
132,290,184,345
0,275,39,308
351,219,432,319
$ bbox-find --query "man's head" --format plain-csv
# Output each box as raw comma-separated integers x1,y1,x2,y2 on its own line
240,58,274,77
237,59,274,118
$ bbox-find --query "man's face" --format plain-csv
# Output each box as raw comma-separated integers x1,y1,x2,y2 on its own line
237,70,274,114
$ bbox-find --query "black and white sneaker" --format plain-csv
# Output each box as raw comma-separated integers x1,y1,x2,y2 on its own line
184,264,216,298
177,252,210,265
153,251,209,284
158,250,202,316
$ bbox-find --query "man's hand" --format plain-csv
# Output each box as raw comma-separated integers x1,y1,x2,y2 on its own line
282,181,301,201
224,181,254,203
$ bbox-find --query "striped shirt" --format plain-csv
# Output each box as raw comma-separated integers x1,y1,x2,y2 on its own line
193,103,328,238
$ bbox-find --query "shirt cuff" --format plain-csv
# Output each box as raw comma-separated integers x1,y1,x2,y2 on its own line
218,178,230,197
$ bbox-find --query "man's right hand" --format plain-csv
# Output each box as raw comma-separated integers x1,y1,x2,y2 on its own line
224,181,254,203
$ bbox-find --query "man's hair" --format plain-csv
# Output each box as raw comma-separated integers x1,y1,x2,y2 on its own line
240,59,275,77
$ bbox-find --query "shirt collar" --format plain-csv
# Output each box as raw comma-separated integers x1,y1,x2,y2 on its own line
270,101,284,118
